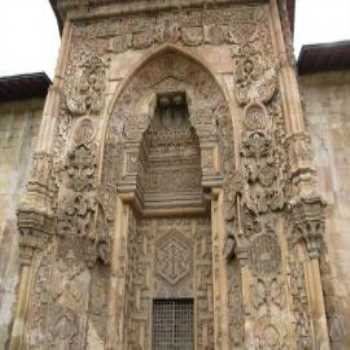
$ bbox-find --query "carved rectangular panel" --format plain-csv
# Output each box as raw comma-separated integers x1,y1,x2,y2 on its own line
152,299,194,350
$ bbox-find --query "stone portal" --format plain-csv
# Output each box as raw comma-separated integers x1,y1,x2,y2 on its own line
10,1,332,349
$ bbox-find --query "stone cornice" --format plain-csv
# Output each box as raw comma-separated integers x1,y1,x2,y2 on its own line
51,0,295,35
51,0,267,28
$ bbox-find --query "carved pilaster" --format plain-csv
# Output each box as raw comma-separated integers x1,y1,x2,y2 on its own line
17,211,54,266
17,151,55,266
11,159,55,349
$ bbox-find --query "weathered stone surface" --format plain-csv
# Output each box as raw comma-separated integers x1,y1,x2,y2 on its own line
0,98,44,349
0,1,348,349
301,70,350,348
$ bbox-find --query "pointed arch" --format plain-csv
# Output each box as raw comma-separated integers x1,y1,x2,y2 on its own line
98,44,236,216
104,44,231,118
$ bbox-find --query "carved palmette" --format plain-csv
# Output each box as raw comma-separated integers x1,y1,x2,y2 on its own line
56,117,110,267
65,54,109,116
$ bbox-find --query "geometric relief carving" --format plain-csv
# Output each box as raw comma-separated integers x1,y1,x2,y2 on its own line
73,117,96,146
243,102,271,131
289,260,313,349
25,245,90,350
156,232,193,286
228,260,244,348
254,320,288,350
105,43,223,347
104,48,233,210
124,217,213,350
48,305,79,349
249,233,281,276
14,0,331,348
194,220,214,350
252,277,285,312
141,92,202,199
25,248,52,349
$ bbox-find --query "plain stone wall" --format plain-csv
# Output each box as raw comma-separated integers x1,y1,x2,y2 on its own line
301,70,350,348
0,98,44,348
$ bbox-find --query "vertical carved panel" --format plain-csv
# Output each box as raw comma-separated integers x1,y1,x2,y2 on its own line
87,264,109,349
195,218,214,350
49,240,91,350
24,246,54,349
126,215,152,350
227,260,244,348
124,217,213,350
289,259,313,348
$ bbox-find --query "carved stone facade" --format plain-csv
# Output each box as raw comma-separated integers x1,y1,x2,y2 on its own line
1,0,338,349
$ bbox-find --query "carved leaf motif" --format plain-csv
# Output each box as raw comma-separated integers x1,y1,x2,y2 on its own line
64,144,97,192
182,27,203,46
65,54,108,116
57,192,96,238
234,48,277,106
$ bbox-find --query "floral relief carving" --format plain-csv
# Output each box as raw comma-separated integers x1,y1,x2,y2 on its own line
234,49,278,106
254,321,288,350
64,144,97,192
74,4,271,57
240,130,284,216
289,260,313,349
57,191,96,238
24,247,53,349
56,116,110,267
65,53,109,117
224,6,298,346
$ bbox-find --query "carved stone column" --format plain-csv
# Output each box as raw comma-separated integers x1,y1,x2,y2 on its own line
269,0,331,348
211,188,231,350
106,197,130,350
9,148,55,350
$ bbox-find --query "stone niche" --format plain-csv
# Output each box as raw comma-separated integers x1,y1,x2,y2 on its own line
138,92,203,210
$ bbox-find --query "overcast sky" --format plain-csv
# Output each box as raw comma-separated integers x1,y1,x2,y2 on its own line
0,0,349,79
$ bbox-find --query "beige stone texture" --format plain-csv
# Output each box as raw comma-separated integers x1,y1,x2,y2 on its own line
0,1,345,349
0,98,44,348
301,70,350,348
